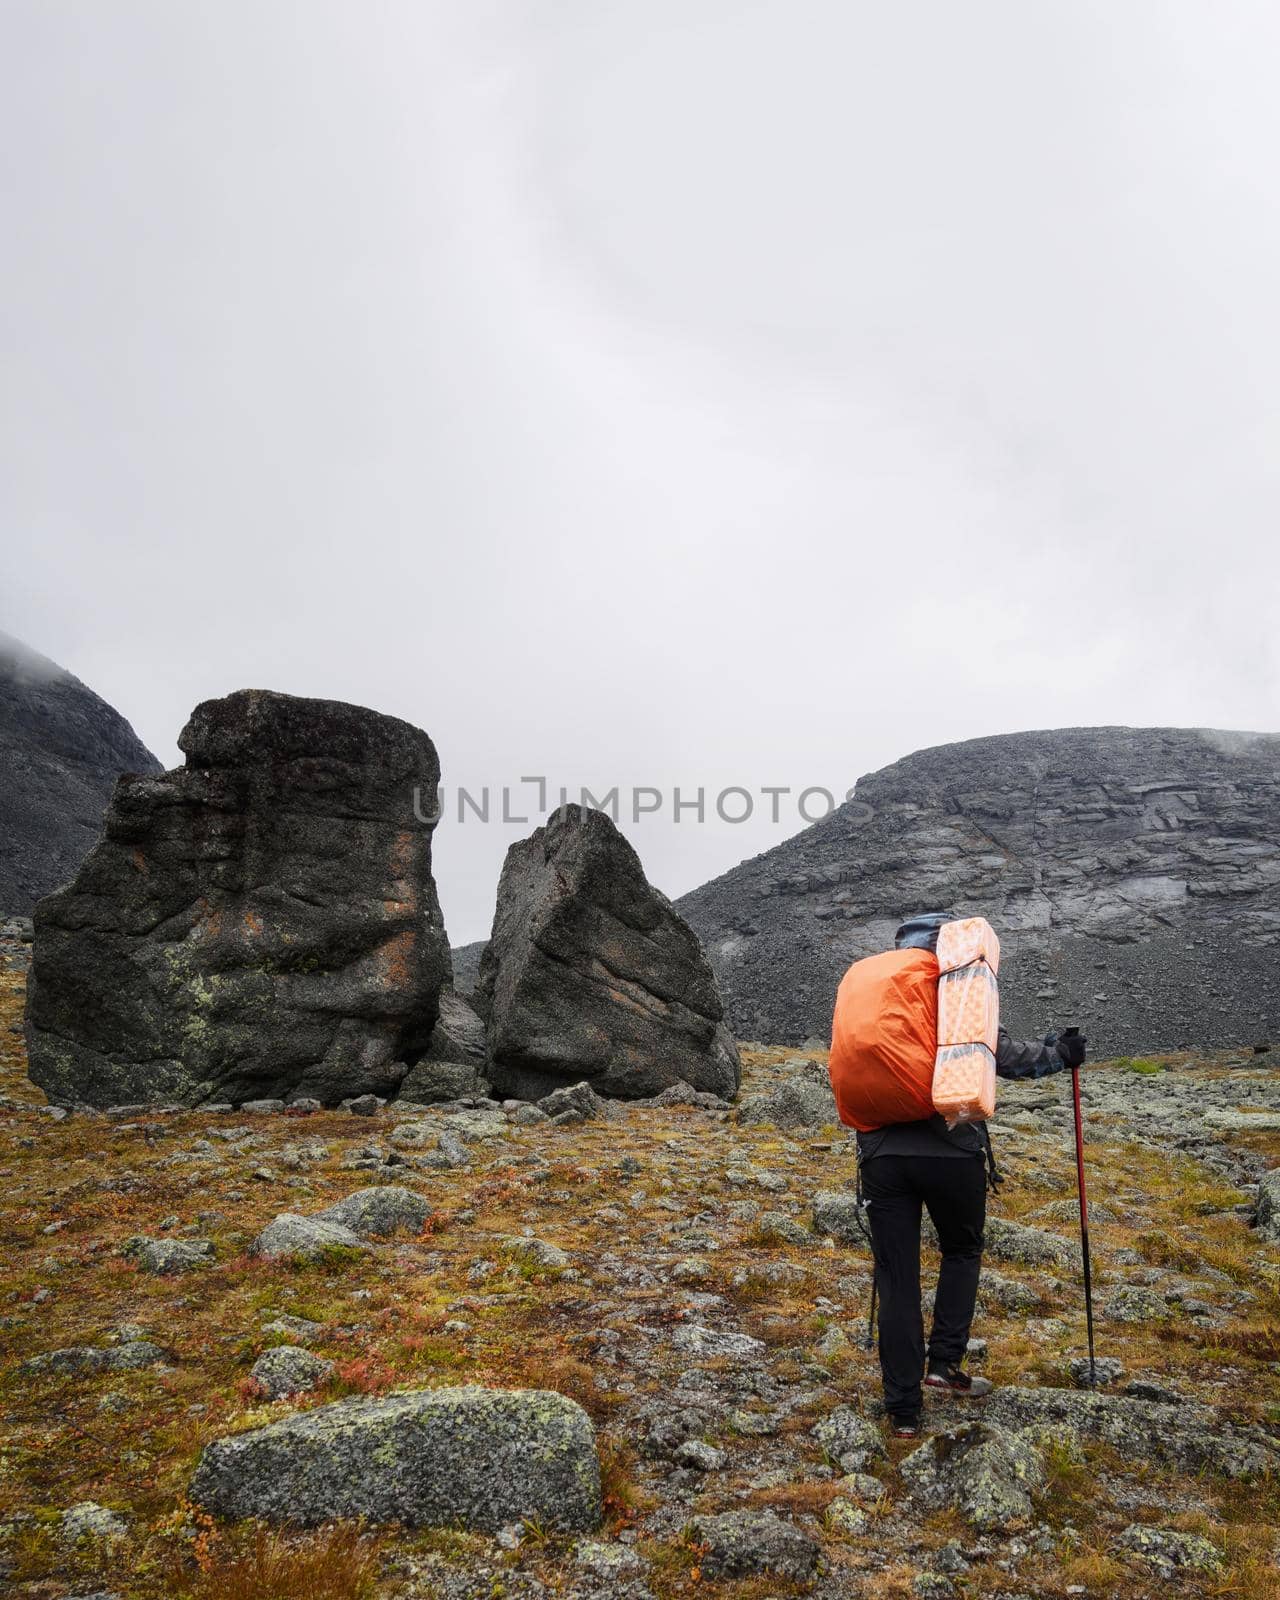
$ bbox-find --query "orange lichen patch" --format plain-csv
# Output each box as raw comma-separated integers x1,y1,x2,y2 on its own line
241,909,264,939
131,847,150,876
376,928,416,990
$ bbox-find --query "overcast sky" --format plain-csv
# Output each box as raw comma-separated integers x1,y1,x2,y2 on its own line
3,1,1278,944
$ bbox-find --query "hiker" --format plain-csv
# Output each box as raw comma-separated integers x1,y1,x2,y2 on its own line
830,911,1087,1438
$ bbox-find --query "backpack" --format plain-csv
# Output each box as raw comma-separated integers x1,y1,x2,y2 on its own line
828,917,1000,1132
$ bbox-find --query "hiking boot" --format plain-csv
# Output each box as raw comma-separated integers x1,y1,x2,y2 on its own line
889,1413,921,1438
924,1362,992,1397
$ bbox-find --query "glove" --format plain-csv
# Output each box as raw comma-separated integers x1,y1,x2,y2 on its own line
1056,1027,1087,1069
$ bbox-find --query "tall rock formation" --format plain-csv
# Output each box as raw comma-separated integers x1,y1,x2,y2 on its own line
477,805,741,1100
0,630,162,912
677,728,1280,1055
25,689,450,1107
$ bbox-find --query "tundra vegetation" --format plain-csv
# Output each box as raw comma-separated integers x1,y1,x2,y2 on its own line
0,948,1277,1599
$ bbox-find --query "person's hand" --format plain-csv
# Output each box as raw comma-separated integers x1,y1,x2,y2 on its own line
1057,1027,1087,1069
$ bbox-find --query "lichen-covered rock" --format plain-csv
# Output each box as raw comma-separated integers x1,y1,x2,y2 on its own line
190,1386,602,1531
60,1502,127,1543
671,1324,766,1363
812,1406,887,1472
901,1422,1045,1530
249,1213,369,1263
984,1216,1077,1269
1255,1168,1280,1242
1114,1524,1223,1577
25,689,450,1107
122,1236,214,1274
738,1073,837,1129
1103,1285,1170,1323
500,1235,570,1271
249,1345,334,1399
315,1185,431,1239
688,1509,819,1580
475,806,740,1102
22,1340,168,1376
538,1080,607,1123
986,1385,1277,1478
812,1191,869,1246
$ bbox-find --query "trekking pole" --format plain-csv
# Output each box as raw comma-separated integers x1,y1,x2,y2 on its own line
1067,1039,1097,1388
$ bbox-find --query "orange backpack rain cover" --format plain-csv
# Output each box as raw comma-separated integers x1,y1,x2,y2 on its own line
828,947,938,1132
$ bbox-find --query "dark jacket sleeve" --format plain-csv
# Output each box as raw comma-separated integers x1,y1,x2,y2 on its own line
994,1028,1067,1080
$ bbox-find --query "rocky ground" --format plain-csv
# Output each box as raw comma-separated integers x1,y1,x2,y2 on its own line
1,926,1278,1600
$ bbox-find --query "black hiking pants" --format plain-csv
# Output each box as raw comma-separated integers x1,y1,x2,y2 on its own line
862,1153,987,1418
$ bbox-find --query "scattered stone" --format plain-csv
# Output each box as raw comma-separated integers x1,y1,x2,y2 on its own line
347,1094,382,1117
671,1324,766,1364
242,1099,286,1114
1114,1524,1223,1577
812,1190,869,1245
901,1422,1045,1530
1103,1285,1170,1323
23,1340,168,1376
826,1499,870,1537
671,1257,710,1283
688,1509,819,1581
984,1216,1077,1269
260,1314,324,1345
476,805,740,1101
315,1186,432,1239
501,1235,569,1271
1255,1168,1280,1242
249,1346,334,1399
738,1075,837,1130
754,1210,813,1246
190,1386,602,1531
675,1438,726,1470
1069,1356,1125,1388
813,1406,888,1472
574,1540,643,1578
60,1502,127,1543
986,1385,1277,1478
249,1214,369,1263
538,1081,607,1123
122,1235,214,1275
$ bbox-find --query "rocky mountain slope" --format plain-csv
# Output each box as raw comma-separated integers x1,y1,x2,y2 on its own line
0,631,161,913
1,926,1277,1598
676,727,1280,1056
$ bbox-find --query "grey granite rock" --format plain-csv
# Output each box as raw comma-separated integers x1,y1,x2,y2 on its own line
249,1213,369,1263
22,1340,168,1376
315,1185,432,1239
687,1509,819,1580
901,1422,1045,1530
985,1385,1277,1477
190,1386,602,1531
249,1345,334,1399
122,1235,214,1274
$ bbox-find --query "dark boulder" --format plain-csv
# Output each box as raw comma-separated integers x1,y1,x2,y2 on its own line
25,689,449,1107
476,806,740,1101
397,988,490,1103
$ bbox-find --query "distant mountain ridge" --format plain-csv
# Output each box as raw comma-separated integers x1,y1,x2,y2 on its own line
0,631,162,912
673,727,1280,1056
